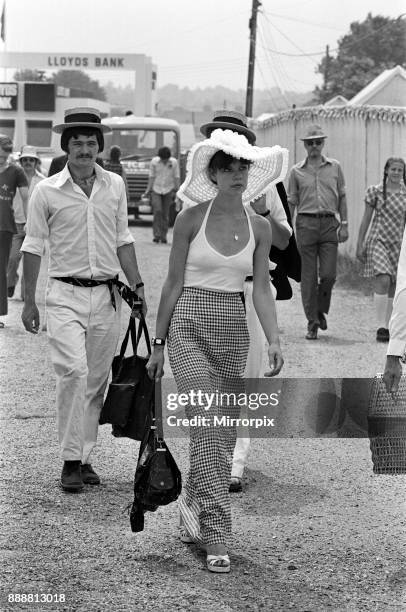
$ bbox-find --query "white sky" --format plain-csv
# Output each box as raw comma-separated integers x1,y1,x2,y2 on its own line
2,0,405,92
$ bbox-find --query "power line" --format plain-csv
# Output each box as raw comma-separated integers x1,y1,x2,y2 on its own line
258,11,405,59
261,10,342,31
257,22,295,97
262,14,320,67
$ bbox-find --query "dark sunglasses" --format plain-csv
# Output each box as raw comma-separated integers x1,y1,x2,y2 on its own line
21,157,37,162
305,139,323,146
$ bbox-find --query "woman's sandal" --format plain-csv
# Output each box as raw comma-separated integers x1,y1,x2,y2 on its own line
178,526,194,544
207,554,230,573
229,477,242,493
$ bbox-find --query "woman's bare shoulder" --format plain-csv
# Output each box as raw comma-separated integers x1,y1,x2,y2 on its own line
178,201,210,222
250,213,272,245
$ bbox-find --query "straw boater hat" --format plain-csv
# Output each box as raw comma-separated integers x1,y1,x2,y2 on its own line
178,112,289,207
301,124,327,141
200,109,256,144
20,145,40,161
53,107,111,134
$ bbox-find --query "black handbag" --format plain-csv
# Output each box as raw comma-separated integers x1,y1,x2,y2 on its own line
99,313,154,441
129,379,182,533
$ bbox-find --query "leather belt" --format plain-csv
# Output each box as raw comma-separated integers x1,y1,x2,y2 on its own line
298,212,335,218
52,276,142,311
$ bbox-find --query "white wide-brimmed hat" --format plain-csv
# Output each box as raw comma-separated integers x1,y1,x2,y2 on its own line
177,128,289,207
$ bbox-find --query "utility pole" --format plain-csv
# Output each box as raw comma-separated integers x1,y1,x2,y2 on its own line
322,45,330,103
245,0,261,118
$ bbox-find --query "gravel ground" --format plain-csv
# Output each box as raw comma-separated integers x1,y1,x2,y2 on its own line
1,223,405,612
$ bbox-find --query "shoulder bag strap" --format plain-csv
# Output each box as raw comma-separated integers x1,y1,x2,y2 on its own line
118,318,132,361
131,313,152,356
154,378,164,440
119,313,152,361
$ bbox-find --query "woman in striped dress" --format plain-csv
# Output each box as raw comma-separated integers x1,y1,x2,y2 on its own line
146,111,288,573
357,157,406,342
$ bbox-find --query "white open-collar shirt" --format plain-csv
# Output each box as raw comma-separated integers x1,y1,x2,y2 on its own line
21,162,134,280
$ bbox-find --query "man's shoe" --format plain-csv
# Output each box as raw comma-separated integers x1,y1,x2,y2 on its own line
376,328,389,342
160,238,168,244
152,237,159,243
318,312,327,330
305,326,318,340
7,286,15,298
81,463,101,485
61,461,84,492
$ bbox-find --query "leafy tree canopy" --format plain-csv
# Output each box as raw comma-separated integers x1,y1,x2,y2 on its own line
12,68,106,101
50,70,106,101
314,13,406,102
13,69,46,81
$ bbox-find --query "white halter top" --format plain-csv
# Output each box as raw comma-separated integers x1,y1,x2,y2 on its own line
183,200,256,292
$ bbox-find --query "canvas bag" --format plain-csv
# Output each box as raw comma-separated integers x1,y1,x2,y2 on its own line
99,313,154,441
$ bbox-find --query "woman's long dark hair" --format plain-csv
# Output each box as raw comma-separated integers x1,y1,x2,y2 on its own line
382,157,406,201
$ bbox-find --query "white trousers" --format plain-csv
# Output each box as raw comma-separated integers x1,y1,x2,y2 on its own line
231,280,276,478
46,279,121,463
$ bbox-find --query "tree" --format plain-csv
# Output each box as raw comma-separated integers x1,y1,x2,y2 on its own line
13,69,46,81
314,13,406,102
49,70,106,101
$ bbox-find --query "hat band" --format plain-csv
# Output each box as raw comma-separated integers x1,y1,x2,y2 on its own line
65,112,101,124
213,116,246,128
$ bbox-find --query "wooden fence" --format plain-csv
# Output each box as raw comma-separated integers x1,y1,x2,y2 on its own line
254,106,406,256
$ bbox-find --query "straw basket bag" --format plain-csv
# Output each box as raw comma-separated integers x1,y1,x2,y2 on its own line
368,374,406,474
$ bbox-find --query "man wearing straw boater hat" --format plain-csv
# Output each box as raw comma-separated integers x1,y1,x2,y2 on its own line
21,107,146,492
287,123,349,339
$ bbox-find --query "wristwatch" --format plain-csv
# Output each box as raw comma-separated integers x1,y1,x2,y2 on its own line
130,281,144,291
152,337,165,346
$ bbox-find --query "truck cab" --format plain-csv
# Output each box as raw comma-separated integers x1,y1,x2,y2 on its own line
102,115,181,222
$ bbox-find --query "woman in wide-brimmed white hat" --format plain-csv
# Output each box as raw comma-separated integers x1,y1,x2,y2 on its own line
146,111,288,573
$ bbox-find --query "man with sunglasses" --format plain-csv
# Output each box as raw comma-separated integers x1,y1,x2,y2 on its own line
287,124,348,339
7,146,45,300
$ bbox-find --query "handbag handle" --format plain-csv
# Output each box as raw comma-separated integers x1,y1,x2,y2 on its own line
154,378,164,440
118,313,151,361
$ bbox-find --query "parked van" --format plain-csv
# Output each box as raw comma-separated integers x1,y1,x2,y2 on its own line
102,115,182,222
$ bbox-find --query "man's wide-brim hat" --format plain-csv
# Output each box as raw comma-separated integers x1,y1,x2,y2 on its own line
53,107,111,134
301,123,327,140
200,110,256,145
178,128,289,207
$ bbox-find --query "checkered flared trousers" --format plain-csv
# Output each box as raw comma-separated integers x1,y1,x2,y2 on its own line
168,287,249,546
